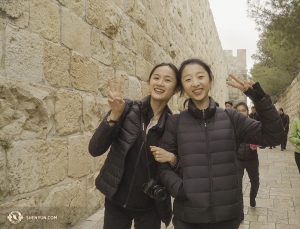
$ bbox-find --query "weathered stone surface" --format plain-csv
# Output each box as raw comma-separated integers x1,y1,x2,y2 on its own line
68,135,94,178
6,139,68,195
124,0,146,29
29,0,60,42
86,0,121,38
127,76,142,100
115,70,129,99
0,78,55,140
42,181,85,228
61,8,91,57
82,93,101,132
113,42,135,76
98,64,115,97
0,0,28,18
91,28,112,66
58,0,85,18
55,89,82,136
131,23,144,55
0,148,7,201
115,14,133,51
86,173,104,215
0,194,40,229
141,35,155,64
136,56,153,82
44,41,71,87
70,52,98,92
5,25,44,83
140,80,149,99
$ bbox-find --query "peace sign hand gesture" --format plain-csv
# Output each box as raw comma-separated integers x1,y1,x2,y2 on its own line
226,74,266,102
226,74,255,92
108,78,125,121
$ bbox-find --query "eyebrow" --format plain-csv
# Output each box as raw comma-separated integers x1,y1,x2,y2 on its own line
153,74,174,79
183,71,206,79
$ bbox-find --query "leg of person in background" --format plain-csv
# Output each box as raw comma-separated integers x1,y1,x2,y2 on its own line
295,152,300,174
245,159,260,207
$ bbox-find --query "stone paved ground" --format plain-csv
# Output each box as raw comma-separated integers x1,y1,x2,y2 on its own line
71,142,300,229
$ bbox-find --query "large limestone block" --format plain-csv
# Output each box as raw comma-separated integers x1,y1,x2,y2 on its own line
82,94,110,132
68,135,94,178
55,89,82,136
128,76,142,100
5,25,44,83
140,80,149,99
42,181,86,228
0,0,29,28
116,70,129,98
98,64,115,97
6,139,68,195
115,14,134,52
61,8,91,57
44,41,71,87
58,0,85,18
131,23,144,56
136,56,153,82
0,32,2,63
29,0,60,42
141,35,155,64
0,194,40,229
0,78,55,140
86,173,104,215
70,52,98,92
86,0,121,38
91,28,112,66
113,42,135,75
124,0,146,29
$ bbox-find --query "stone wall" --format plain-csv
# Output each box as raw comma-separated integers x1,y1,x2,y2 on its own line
0,0,230,228
224,49,247,107
275,73,300,128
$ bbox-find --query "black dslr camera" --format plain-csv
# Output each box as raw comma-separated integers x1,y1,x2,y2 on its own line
142,178,167,201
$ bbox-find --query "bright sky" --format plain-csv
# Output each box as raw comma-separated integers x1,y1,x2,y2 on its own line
208,0,259,74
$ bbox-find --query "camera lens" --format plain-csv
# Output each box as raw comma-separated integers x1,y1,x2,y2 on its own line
153,187,167,201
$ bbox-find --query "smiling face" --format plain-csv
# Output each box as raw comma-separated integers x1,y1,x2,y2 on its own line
236,104,249,117
147,65,178,103
181,63,212,109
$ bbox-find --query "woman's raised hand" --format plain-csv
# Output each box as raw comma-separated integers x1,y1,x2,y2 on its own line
108,78,125,120
226,74,255,92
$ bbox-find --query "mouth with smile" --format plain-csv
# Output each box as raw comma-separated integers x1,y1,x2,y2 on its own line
192,88,203,95
154,88,165,94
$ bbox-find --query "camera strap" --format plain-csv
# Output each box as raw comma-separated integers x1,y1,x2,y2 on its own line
140,113,152,180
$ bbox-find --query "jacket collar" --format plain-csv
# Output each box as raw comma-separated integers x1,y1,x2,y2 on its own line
188,97,216,120
138,95,172,132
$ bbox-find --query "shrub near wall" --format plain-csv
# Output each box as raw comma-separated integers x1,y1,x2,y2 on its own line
0,0,229,228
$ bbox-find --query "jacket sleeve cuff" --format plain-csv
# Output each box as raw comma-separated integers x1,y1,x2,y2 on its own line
244,82,266,102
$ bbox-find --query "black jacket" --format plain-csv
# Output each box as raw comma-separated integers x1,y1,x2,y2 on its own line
237,142,258,161
159,94,284,224
88,95,172,225
280,113,290,132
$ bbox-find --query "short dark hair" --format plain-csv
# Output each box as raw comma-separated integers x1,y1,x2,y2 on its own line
225,101,233,106
215,102,219,107
279,108,284,112
148,63,180,87
178,59,213,96
234,102,248,111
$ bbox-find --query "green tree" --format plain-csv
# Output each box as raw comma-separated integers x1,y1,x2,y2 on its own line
247,0,300,102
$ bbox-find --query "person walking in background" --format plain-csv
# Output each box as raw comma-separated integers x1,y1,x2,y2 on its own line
249,105,260,121
289,116,300,174
225,101,233,108
88,63,180,229
158,58,284,229
279,108,290,151
234,102,260,221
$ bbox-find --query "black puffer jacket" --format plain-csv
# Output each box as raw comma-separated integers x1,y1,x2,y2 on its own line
159,94,284,224
88,95,172,225
237,142,258,161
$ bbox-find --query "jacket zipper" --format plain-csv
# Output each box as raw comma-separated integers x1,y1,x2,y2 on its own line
203,110,215,222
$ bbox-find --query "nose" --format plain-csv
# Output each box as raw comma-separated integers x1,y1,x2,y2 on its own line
191,77,200,87
156,79,164,86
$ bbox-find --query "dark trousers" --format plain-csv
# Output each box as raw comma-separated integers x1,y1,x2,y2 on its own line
295,152,300,174
237,159,260,211
281,131,288,149
103,198,161,229
173,216,240,229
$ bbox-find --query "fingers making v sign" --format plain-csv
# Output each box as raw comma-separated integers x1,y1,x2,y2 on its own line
226,74,255,92
107,78,125,121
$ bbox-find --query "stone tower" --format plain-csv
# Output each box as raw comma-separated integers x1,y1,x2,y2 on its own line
224,49,247,107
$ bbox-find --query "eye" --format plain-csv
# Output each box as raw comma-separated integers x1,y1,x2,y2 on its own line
184,78,191,82
165,79,171,82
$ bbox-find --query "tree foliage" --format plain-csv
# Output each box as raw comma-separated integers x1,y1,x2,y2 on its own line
247,0,300,102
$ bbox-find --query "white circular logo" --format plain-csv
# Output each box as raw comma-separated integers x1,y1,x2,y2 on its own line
7,211,23,224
